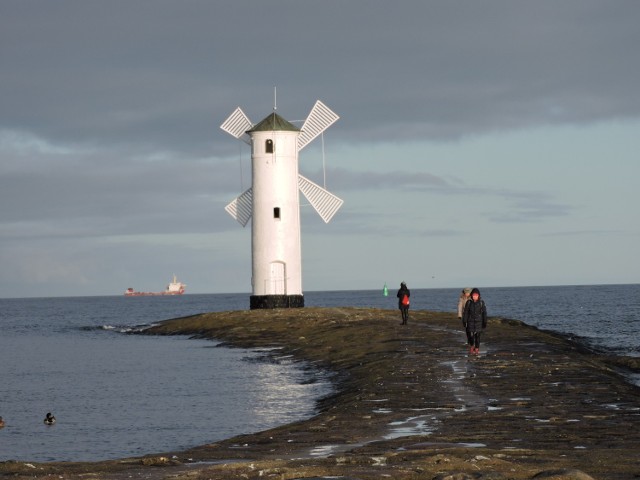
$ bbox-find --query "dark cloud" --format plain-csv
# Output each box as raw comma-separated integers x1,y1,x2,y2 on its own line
3,1,640,155
321,167,452,192
309,167,572,224
539,229,626,237
1,0,637,296
487,191,573,223
0,145,241,239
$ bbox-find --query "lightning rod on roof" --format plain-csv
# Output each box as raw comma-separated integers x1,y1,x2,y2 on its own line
274,86,277,111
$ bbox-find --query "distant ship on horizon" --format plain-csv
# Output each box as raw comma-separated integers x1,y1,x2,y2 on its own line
124,275,186,296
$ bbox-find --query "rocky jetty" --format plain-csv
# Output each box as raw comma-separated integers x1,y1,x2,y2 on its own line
2,307,639,479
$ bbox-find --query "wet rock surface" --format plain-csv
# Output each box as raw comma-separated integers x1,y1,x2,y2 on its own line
2,308,639,479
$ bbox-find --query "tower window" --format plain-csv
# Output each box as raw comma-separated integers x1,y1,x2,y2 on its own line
265,139,274,153
274,207,281,219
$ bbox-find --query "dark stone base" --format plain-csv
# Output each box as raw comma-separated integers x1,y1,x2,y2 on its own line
250,295,304,309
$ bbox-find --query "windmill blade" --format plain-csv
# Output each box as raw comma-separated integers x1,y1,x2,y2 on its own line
298,175,343,223
225,188,253,227
220,107,252,144
298,100,340,151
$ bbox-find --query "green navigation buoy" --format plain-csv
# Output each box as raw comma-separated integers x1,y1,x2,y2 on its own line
383,283,388,296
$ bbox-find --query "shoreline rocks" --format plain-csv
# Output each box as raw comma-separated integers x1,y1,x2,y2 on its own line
2,307,639,479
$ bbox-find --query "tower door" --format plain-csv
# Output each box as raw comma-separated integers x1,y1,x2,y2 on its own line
269,262,286,295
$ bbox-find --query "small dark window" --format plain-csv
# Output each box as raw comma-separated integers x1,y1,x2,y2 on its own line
265,139,274,153
274,207,280,219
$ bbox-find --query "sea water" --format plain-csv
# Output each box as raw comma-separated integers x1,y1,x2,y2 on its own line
0,295,332,462
0,284,638,462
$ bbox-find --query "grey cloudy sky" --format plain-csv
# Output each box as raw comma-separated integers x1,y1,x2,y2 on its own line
2,1,639,298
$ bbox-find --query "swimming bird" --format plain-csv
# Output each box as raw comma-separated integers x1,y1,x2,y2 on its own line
44,412,56,425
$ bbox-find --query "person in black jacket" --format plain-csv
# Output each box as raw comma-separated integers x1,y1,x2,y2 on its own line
462,287,487,355
397,282,410,325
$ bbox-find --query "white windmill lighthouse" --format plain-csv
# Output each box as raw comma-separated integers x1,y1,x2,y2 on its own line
221,99,343,309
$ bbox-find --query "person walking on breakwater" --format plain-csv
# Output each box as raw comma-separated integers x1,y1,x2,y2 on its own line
462,287,487,355
457,288,473,346
457,288,472,319
397,282,410,325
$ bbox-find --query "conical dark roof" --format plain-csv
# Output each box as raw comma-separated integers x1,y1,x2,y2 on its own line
248,112,299,133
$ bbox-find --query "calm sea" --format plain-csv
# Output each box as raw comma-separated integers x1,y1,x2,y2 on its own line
0,284,638,462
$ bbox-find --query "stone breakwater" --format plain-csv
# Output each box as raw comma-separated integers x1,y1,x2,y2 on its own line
2,307,640,480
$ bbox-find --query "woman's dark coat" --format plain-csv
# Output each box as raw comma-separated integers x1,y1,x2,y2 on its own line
462,290,487,332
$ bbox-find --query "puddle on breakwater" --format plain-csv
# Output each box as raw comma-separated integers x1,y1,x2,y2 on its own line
384,415,437,440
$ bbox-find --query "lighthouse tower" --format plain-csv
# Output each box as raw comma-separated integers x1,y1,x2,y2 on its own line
221,100,343,309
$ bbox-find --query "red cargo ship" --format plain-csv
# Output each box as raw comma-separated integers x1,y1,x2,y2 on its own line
124,275,186,296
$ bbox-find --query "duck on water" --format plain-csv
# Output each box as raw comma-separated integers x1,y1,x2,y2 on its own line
44,412,56,425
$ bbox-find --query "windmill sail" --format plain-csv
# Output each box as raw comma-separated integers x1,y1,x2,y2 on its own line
298,100,340,151
225,188,253,227
298,175,343,223
220,107,252,144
